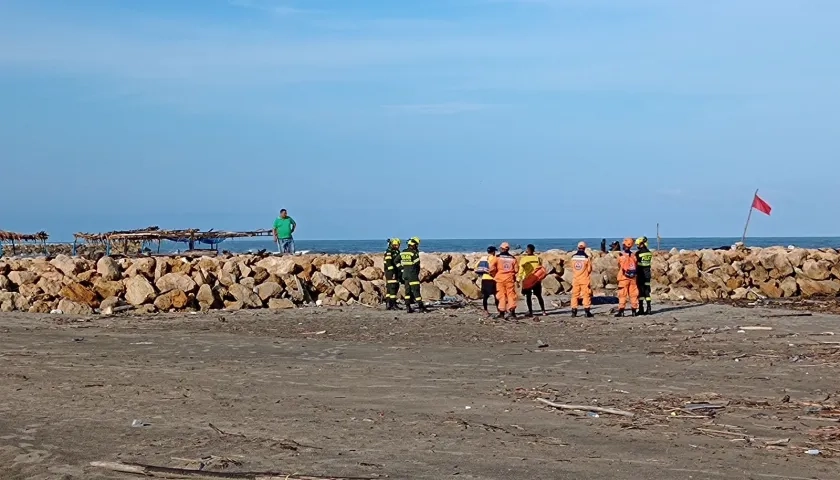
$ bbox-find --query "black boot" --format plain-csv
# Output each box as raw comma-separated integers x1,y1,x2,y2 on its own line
615,308,624,317
636,306,645,316
571,309,578,318
509,310,517,319
585,309,594,318
631,308,637,316
418,301,429,313
645,301,652,315
496,312,505,319
406,303,414,313
385,299,394,310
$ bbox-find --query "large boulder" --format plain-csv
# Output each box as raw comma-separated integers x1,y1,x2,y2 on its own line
758,280,783,298
666,262,684,285
419,254,445,282
96,256,122,281
452,275,481,299
320,263,347,282
358,291,381,306
0,274,9,291
780,276,799,297
757,250,794,279
154,289,189,311
342,278,363,298
256,282,283,302
268,298,295,309
333,284,352,303
196,284,220,309
252,267,270,284
797,278,840,298
155,273,197,294
448,255,468,276
59,282,98,307
420,283,443,302
50,254,83,277
125,275,157,305
126,257,156,279
8,271,39,286
433,274,459,297
800,259,831,281
228,283,262,308
93,278,126,299
36,272,65,296
358,266,383,281
57,298,93,315
255,256,298,276
18,283,43,299
310,272,335,295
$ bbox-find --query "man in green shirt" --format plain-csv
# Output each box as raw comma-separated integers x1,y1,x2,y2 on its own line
273,209,297,254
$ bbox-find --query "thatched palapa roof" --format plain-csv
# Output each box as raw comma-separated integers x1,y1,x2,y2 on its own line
108,229,273,242
73,227,272,244
74,227,160,242
0,230,49,242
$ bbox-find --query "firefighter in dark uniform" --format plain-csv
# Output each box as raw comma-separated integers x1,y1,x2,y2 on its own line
400,237,427,313
635,236,653,315
383,238,402,310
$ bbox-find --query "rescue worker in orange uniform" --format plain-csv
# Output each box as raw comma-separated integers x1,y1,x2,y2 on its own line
616,237,640,316
489,242,519,319
570,241,594,318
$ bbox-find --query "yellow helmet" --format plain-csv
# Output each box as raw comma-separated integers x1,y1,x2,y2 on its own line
389,238,401,247
635,236,648,246
408,236,420,246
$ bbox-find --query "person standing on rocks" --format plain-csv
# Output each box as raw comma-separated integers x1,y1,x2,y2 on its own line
475,246,499,315
616,237,640,317
383,238,403,310
490,242,519,319
518,244,547,317
400,237,427,313
635,236,653,315
570,241,595,318
273,209,297,254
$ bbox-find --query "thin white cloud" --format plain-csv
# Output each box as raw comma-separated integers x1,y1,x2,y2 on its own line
383,103,496,115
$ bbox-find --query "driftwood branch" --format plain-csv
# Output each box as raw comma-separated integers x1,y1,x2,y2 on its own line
89,461,379,479
537,398,635,417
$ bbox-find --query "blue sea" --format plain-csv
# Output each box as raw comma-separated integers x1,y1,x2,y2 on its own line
148,237,840,254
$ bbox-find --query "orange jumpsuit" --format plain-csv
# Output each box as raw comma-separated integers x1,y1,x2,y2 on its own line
491,253,519,312
570,251,592,308
617,251,640,310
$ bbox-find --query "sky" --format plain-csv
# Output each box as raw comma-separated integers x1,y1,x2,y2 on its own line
1,0,839,241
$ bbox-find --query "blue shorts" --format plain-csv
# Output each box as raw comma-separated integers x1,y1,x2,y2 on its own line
278,238,295,254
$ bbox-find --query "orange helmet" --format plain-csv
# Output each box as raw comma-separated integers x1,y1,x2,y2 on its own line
623,237,635,248
577,241,587,249
500,242,510,251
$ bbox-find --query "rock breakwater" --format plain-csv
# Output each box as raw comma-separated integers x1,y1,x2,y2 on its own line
1,247,839,314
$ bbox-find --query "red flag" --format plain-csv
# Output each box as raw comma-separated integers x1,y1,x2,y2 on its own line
751,194,772,215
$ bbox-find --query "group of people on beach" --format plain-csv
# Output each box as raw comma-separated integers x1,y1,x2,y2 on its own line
271,211,653,318
380,236,655,319
475,237,654,318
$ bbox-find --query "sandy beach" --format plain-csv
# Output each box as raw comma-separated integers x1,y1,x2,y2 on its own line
1,300,839,479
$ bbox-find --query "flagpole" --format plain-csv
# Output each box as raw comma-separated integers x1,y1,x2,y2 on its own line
741,189,758,244
656,223,661,251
